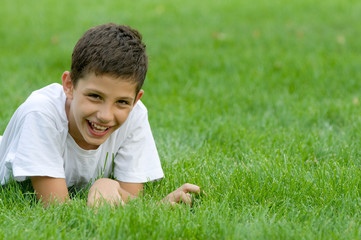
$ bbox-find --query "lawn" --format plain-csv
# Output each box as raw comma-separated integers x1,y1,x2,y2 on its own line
1,0,361,239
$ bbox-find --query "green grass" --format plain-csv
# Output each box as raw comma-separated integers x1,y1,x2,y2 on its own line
1,0,361,239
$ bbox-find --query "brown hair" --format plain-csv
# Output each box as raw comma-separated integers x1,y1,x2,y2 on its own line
70,23,148,93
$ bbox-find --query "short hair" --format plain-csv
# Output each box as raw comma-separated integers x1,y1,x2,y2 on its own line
70,23,148,93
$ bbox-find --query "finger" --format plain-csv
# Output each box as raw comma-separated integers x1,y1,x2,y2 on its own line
179,192,192,206
161,191,179,204
186,193,192,205
180,183,201,194
107,195,124,207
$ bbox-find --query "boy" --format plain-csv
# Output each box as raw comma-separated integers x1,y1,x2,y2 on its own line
0,23,201,207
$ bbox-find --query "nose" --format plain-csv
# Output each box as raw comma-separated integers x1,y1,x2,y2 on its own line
97,104,114,123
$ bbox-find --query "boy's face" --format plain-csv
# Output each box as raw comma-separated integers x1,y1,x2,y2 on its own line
62,71,143,150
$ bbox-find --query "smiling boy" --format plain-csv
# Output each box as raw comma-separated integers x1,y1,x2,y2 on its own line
0,23,201,207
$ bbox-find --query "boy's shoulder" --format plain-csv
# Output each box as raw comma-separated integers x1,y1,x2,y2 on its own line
28,83,64,103
133,99,147,112
128,100,149,123
16,83,67,122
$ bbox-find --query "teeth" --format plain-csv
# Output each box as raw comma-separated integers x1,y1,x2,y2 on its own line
90,121,109,132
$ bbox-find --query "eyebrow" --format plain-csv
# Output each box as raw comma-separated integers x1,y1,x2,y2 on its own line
84,88,135,101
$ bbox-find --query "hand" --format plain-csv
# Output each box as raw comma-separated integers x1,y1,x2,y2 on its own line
161,183,204,207
87,178,126,208
87,179,144,208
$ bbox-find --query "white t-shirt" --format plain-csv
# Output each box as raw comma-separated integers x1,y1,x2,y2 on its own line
0,83,164,189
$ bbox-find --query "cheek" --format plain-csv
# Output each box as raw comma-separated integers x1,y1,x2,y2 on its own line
77,100,97,115
115,109,131,124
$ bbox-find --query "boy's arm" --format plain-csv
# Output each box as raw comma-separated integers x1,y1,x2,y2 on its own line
30,176,69,206
118,181,144,196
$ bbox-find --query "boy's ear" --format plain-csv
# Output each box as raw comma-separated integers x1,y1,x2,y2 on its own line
133,89,144,106
62,71,74,99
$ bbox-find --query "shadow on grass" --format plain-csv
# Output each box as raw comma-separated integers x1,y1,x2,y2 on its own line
0,179,89,207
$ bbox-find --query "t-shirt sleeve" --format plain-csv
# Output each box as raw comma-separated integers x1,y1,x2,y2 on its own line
10,112,65,181
113,106,164,183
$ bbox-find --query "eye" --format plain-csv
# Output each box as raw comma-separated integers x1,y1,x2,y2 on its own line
87,94,102,100
117,100,130,105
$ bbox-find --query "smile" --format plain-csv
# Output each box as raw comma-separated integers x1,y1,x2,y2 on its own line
87,120,112,135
